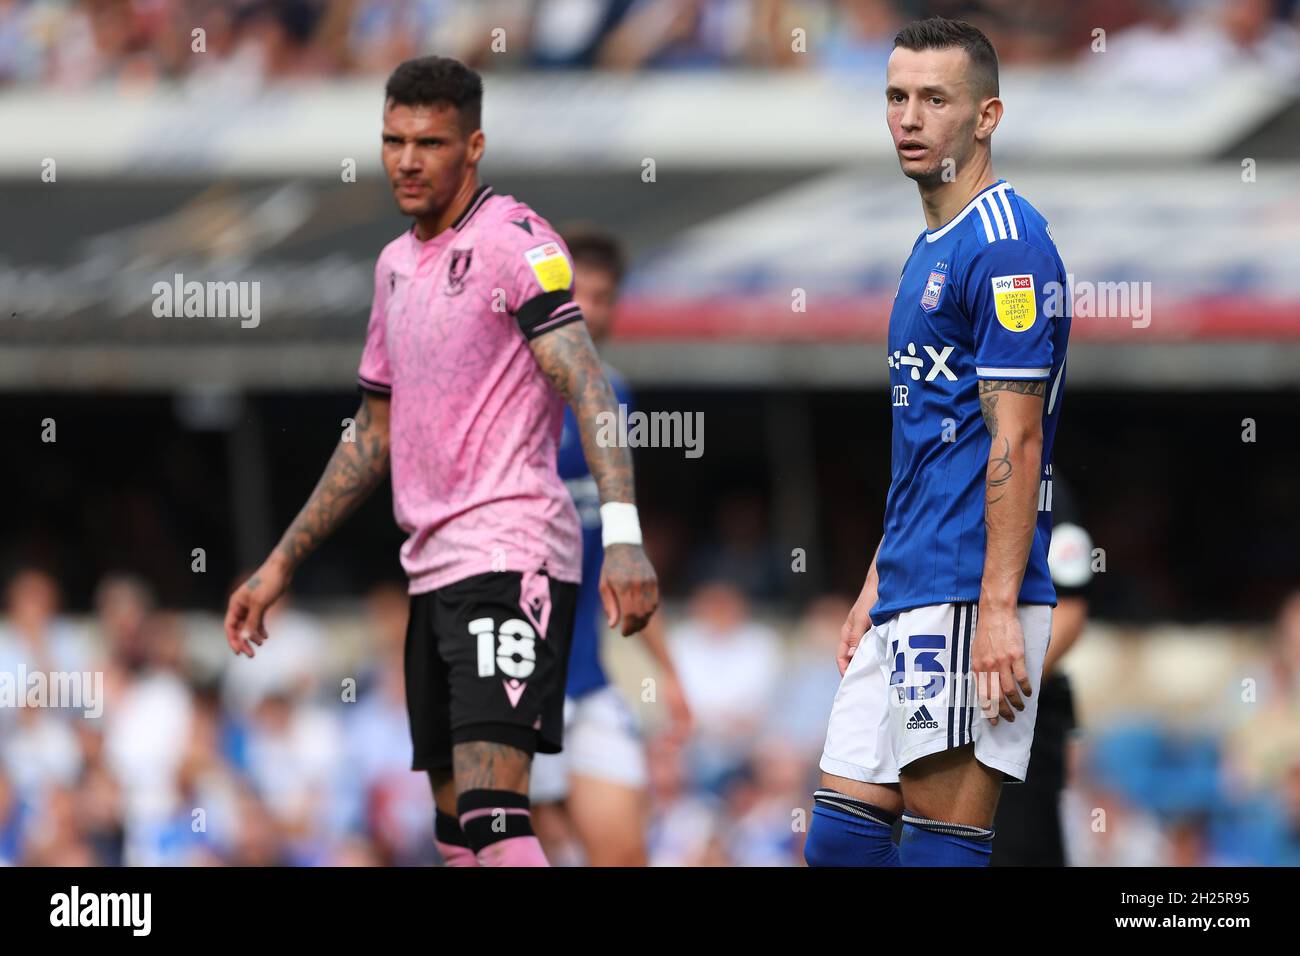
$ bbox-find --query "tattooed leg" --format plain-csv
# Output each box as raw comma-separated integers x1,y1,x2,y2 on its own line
453,741,548,866
453,741,532,795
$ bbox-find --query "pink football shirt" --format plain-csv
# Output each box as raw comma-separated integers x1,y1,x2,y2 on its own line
358,185,584,593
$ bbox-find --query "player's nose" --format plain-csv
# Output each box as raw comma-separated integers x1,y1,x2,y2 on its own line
398,142,421,170
899,102,922,130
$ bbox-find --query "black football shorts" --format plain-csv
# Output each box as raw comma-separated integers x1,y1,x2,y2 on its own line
404,568,578,772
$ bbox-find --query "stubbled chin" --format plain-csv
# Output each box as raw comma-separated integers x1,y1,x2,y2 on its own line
396,196,435,216
899,160,943,185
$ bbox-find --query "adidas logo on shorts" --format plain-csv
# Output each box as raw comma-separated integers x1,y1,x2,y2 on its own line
906,705,941,730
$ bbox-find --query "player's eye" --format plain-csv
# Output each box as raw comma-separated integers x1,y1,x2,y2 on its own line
929,96,944,106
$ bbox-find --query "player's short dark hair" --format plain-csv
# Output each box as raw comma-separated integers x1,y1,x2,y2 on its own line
561,227,626,285
893,17,999,99
384,56,483,134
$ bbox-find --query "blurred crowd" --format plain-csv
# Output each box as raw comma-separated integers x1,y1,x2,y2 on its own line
0,0,1297,88
2,563,1298,866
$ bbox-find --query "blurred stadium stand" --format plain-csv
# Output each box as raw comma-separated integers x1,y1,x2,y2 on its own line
2,0,1300,866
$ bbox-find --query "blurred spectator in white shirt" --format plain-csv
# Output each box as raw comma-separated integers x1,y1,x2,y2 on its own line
670,580,781,789
1223,590,1300,796
242,687,343,853
766,594,848,755
807,0,900,75
724,737,808,866
1086,0,1300,88
0,569,95,805
646,733,724,865
221,598,327,717
0,567,93,709
1061,780,1173,866
345,0,463,73
597,0,764,69
102,610,195,864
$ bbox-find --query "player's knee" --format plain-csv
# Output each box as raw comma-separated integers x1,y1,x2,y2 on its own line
584,834,647,867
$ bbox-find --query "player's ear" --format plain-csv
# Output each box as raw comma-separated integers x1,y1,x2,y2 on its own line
975,96,1003,143
467,128,486,164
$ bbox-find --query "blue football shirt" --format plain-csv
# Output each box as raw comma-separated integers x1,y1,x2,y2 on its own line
871,180,1070,623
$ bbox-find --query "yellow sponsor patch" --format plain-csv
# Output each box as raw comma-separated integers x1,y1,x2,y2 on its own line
524,242,573,293
991,274,1036,332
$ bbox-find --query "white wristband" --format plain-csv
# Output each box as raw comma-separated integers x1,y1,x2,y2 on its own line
600,502,643,548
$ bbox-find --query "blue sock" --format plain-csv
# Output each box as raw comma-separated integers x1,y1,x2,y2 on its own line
804,789,900,867
899,811,994,867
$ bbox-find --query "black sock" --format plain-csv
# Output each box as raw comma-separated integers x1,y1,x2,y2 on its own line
435,809,469,848
456,790,535,854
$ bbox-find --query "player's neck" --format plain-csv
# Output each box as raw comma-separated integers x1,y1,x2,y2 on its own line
414,175,481,242
917,161,997,231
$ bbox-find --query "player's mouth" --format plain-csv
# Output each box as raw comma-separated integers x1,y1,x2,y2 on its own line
396,180,428,197
897,140,928,159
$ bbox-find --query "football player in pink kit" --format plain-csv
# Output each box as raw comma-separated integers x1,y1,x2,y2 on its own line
223,57,659,868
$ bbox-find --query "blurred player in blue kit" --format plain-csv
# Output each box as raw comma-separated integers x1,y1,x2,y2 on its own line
530,229,693,866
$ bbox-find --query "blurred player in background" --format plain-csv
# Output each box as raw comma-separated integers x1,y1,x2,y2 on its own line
530,229,692,866
223,57,658,867
991,476,1092,866
805,17,1071,867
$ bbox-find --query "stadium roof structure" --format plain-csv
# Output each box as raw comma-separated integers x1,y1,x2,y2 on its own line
1,72,1298,390
0,67,1289,176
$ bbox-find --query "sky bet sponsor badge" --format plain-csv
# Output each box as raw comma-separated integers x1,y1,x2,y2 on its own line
524,242,573,293
920,268,946,312
991,273,1036,331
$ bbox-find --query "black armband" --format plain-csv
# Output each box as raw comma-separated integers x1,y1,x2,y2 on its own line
357,375,392,396
514,290,583,340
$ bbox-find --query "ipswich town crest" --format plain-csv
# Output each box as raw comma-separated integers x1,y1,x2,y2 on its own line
920,268,947,312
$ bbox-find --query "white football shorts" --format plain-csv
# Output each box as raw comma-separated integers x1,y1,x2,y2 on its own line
820,602,1052,784
530,684,648,804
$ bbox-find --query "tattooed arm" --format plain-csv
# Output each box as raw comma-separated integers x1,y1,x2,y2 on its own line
972,378,1044,723
224,392,391,657
529,322,659,635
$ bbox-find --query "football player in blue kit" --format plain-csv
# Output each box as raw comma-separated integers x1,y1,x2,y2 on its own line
805,17,1071,867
